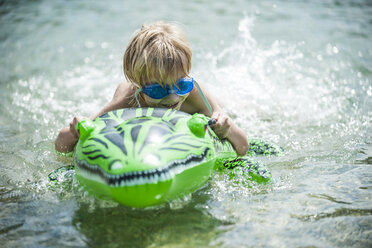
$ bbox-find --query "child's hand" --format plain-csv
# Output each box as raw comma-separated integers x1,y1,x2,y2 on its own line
69,116,83,139
210,112,232,139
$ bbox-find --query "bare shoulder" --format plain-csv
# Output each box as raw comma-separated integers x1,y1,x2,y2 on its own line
90,82,136,119
112,82,134,101
181,87,211,116
181,80,224,117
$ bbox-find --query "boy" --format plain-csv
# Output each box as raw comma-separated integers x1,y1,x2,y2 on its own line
55,21,249,156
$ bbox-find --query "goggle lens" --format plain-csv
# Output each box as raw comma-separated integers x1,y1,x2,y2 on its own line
175,78,194,95
142,85,168,99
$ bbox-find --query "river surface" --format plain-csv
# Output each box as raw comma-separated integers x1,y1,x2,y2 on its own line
0,0,371,247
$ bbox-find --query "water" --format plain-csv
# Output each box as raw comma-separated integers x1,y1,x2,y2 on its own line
1,0,371,247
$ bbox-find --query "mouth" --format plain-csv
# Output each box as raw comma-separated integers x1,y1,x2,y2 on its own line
75,148,210,187
162,102,179,109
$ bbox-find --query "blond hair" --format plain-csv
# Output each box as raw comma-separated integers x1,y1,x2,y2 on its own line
123,21,192,87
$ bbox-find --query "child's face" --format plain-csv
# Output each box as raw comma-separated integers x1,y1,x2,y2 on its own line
138,74,192,110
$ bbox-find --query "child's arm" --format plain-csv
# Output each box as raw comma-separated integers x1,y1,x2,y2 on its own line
54,83,132,153
210,111,249,156
182,81,249,156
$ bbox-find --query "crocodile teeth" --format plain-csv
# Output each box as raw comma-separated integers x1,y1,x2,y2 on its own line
75,148,209,187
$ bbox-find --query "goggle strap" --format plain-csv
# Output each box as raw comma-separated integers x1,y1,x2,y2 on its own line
135,88,142,108
194,80,212,116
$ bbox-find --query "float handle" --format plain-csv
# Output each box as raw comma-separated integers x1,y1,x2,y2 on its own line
76,119,95,141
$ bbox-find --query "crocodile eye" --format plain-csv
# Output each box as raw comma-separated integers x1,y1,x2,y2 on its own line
110,161,123,171
143,154,161,166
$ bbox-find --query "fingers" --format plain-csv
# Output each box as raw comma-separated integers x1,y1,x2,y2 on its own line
210,112,231,139
69,116,82,139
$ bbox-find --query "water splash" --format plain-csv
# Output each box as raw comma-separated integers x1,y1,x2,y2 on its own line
197,16,371,159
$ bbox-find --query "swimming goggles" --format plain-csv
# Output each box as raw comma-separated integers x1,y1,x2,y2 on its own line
137,77,194,99
135,77,212,115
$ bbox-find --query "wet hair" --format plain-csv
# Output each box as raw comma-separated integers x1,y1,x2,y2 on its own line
123,21,192,87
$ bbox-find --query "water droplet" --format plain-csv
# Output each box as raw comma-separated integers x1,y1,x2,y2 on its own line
100,42,108,49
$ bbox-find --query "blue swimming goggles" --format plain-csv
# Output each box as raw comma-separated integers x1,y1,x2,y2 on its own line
137,77,194,99
135,76,213,115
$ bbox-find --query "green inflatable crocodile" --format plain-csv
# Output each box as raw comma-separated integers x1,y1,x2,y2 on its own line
50,108,281,207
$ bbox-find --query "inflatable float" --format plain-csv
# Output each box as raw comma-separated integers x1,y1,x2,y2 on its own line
50,108,281,207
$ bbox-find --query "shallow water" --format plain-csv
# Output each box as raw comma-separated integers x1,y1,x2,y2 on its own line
0,0,371,247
